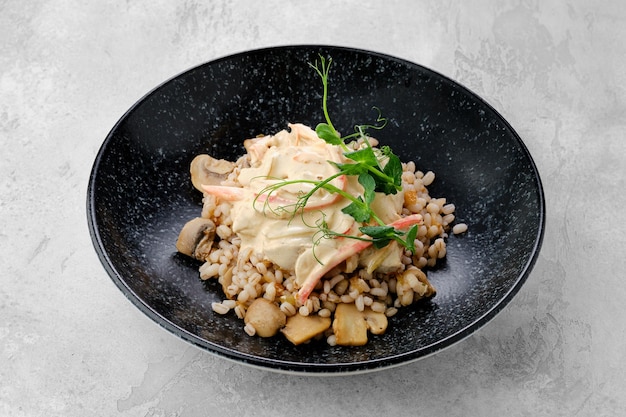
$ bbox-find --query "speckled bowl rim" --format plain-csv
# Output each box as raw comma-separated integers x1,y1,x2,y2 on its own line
87,44,545,375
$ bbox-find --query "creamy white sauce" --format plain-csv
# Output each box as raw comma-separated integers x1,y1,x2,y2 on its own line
230,123,404,281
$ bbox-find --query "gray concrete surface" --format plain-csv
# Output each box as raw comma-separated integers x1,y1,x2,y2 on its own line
2,1,625,416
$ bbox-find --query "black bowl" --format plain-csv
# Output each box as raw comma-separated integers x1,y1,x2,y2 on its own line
87,45,545,374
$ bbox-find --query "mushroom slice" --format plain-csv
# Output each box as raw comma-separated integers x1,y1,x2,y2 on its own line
244,299,286,338
190,154,235,192
281,314,331,345
413,267,436,300
332,304,389,346
175,217,216,261
333,303,368,346
358,240,404,275
363,308,388,335
403,266,436,301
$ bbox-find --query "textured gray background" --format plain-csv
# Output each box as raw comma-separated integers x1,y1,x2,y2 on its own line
1,1,625,416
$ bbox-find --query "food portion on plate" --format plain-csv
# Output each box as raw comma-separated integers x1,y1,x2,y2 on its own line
175,57,467,346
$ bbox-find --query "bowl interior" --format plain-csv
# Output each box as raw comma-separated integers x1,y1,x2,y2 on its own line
88,46,544,373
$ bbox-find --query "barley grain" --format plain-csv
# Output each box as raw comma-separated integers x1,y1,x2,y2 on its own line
452,223,468,234
369,287,388,298
371,301,386,313
355,295,365,312
442,213,455,225
255,262,267,275
334,279,348,296
422,171,435,186
234,304,246,319
199,262,220,280
341,294,355,304
216,224,232,239
264,283,276,301
385,307,398,317
426,202,440,214
237,290,250,303
280,302,296,316
211,302,229,315
244,323,256,337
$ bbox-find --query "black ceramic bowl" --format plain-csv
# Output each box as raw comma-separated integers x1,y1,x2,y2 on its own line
87,45,545,374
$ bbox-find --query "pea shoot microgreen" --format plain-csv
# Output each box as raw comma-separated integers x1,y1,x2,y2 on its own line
256,55,418,255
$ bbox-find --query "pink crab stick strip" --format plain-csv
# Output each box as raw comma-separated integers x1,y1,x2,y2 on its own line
200,184,249,201
201,175,347,211
296,214,423,304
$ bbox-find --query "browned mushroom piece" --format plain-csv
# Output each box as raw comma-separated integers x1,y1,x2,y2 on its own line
358,240,404,275
333,304,389,346
333,303,369,346
362,309,388,335
175,217,216,261
407,266,437,301
244,299,287,338
190,154,235,192
281,313,332,345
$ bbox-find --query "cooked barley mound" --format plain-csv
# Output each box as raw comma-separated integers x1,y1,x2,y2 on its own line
176,125,466,346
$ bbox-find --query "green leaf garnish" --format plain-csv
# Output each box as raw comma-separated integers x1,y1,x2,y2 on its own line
360,224,418,251
359,173,376,205
344,147,379,166
341,196,371,223
315,123,343,146
359,225,395,248
404,224,418,253
382,147,403,184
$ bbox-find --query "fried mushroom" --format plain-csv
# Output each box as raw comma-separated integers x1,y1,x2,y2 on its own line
190,154,235,192
244,298,286,338
175,217,216,261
